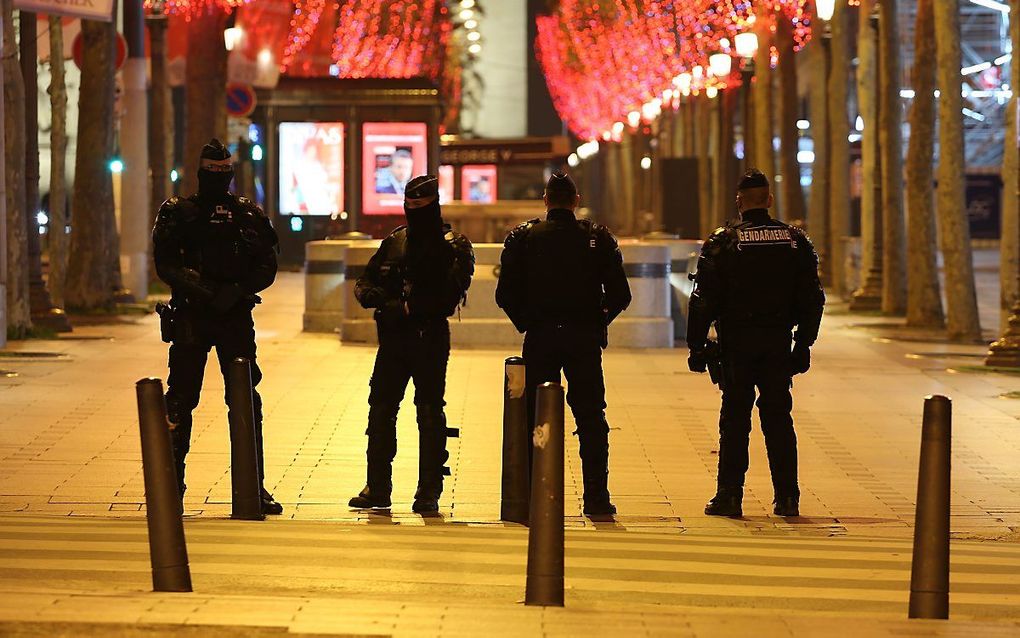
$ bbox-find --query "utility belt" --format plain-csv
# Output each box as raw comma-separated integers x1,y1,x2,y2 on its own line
155,297,258,344
719,310,793,329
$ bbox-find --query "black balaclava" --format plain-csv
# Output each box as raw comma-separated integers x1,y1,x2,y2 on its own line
404,175,443,239
545,171,577,209
197,138,234,201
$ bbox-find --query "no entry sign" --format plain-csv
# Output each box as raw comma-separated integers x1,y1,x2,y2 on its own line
226,83,257,118
72,31,126,71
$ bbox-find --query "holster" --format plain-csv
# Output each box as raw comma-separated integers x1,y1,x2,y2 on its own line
155,302,175,344
704,341,725,391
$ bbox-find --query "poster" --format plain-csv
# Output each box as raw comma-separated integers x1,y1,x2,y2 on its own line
461,164,498,203
438,165,455,204
362,122,428,214
278,122,345,216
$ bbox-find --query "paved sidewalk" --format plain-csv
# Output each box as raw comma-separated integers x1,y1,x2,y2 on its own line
1,269,1020,633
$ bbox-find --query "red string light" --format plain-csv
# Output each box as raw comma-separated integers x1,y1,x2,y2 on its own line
330,0,451,80
281,0,327,72
145,0,248,21
537,0,813,140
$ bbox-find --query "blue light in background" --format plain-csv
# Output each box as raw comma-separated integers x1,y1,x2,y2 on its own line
290,216,304,232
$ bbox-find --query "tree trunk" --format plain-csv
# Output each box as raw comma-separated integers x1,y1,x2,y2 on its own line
182,9,228,196
806,38,829,284
2,0,31,336
932,0,980,340
752,16,774,184
66,19,118,311
696,94,712,235
47,15,68,309
826,2,852,298
1001,3,1020,333
879,0,906,314
148,14,171,284
776,10,804,223
715,89,736,228
903,0,943,328
852,0,885,308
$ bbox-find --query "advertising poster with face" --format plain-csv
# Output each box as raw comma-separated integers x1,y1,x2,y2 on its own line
461,164,498,203
278,122,345,216
438,165,455,204
362,122,428,214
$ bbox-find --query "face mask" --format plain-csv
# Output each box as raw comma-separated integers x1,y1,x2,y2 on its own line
404,199,442,235
197,168,234,198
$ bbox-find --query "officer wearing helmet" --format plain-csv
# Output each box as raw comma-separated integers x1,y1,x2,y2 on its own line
687,169,825,518
152,139,283,514
349,175,475,514
496,171,631,517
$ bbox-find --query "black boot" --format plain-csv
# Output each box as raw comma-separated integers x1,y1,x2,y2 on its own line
705,487,743,517
579,419,615,516
353,403,397,509
413,404,448,514
166,400,193,501
349,485,392,509
773,495,799,517
260,488,283,515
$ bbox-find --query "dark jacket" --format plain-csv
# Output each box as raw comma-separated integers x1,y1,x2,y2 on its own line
495,208,631,335
686,208,825,350
355,225,474,325
152,193,278,313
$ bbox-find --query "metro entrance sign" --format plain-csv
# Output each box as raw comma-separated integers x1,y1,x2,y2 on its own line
14,0,114,22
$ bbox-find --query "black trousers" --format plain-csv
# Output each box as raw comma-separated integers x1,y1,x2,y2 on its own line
717,326,798,498
164,308,265,495
365,318,451,496
523,323,611,500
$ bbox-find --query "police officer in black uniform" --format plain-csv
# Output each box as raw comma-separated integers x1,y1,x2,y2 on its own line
496,172,631,516
687,169,825,518
153,139,283,515
349,175,475,514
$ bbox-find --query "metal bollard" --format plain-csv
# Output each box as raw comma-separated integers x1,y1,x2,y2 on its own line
525,382,565,607
227,358,265,521
136,378,193,592
908,394,952,619
501,356,529,524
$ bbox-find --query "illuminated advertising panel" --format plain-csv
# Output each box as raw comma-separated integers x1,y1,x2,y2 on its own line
438,165,454,204
278,122,345,216
362,122,428,214
461,164,498,203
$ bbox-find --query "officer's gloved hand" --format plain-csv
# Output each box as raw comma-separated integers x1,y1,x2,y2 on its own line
688,346,708,373
211,283,243,313
790,342,811,375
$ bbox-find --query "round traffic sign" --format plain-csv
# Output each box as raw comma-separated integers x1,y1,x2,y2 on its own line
72,32,127,71
226,83,257,118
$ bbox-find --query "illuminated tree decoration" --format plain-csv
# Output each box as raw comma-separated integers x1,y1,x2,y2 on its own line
144,0,249,21
331,0,451,79
281,0,327,71
536,0,812,140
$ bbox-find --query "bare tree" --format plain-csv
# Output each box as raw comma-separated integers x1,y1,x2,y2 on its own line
65,19,119,310
879,0,906,314
827,1,852,298
999,2,1019,333
2,0,31,335
47,15,68,308
752,15,775,186
904,0,943,328
850,0,882,310
181,9,229,196
775,9,804,223
805,38,829,285
932,0,980,340
696,93,712,234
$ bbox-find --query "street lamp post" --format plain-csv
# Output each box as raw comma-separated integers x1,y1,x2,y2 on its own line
734,33,757,175
850,2,884,311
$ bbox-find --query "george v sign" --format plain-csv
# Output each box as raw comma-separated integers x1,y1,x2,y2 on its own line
14,0,114,22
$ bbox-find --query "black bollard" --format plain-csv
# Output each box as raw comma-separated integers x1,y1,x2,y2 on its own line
136,378,193,592
227,358,265,521
908,394,952,619
501,356,530,524
525,382,565,607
